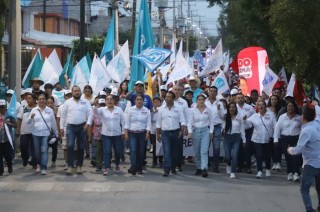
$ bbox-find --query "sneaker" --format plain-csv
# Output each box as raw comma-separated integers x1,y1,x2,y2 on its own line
266,169,271,177
276,163,281,171
287,173,293,181
103,168,111,176
226,166,231,174
256,171,262,178
149,145,153,153
115,166,120,172
41,170,46,175
162,172,169,177
36,165,41,173
96,166,102,172
66,167,73,175
125,148,130,154
76,166,82,174
8,165,12,174
230,173,236,179
202,170,208,178
271,164,277,170
64,164,68,170
176,167,183,172
293,173,300,182
195,169,202,175
51,162,56,168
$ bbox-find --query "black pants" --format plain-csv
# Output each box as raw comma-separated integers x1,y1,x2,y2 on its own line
49,142,58,162
20,134,35,165
281,135,302,174
0,142,13,174
150,134,163,164
254,142,272,172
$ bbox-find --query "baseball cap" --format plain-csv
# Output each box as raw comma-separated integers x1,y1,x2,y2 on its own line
98,99,106,104
6,89,14,95
135,81,144,86
160,85,167,91
0,99,6,106
230,88,239,95
64,90,72,95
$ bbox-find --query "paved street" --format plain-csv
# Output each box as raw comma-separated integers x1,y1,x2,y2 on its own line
0,149,316,212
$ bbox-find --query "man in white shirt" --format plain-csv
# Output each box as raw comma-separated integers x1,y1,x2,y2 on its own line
156,91,186,177
60,86,93,175
236,93,255,173
205,86,224,173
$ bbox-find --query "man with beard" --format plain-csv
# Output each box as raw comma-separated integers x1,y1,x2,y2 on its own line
60,86,93,175
30,78,46,99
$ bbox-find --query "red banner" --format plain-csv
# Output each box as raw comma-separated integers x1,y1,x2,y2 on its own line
237,47,268,96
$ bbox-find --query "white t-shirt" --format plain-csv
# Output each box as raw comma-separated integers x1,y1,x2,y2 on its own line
17,106,34,134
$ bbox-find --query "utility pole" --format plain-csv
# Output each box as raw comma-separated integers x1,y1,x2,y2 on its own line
172,0,176,47
80,0,85,57
113,0,119,54
43,0,46,32
186,0,190,53
8,0,21,97
158,7,165,48
130,0,137,53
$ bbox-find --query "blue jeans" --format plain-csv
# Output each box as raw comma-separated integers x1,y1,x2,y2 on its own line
33,135,48,170
192,127,210,170
300,165,320,212
101,135,122,169
66,123,86,167
224,133,241,173
211,124,222,169
161,129,179,173
129,132,146,172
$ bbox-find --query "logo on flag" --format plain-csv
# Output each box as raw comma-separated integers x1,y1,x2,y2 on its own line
214,78,225,90
262,72,274,86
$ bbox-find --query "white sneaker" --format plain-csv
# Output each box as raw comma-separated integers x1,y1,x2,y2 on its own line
266,169,271,177
41,170,46,175
125,148,130,154
271,164,277,170
276,163,281,171
64,164,68,170
256,171,262,178
293,173,300,182
36,165,40,173
230,173,236,179
287,173,293,181
226,166,231,174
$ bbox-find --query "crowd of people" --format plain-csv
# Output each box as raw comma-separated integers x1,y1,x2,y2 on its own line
0,74,320,211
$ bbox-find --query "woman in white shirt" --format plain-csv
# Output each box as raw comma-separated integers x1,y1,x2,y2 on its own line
98,94,125,176
125,94,151,175
223,102,246,179
247,100,276,178
188,94,213,178
28,93,58,175
274,100,302,181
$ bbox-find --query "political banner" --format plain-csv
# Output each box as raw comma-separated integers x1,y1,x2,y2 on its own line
211,71,230,95
262,66,278,96
199,39,223,77
237,46,268,95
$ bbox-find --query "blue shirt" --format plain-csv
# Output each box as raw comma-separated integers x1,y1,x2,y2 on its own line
191,87,203,103
291,120,320,168
130,94,153,111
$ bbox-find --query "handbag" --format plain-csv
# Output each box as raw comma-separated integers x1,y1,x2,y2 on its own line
38,109,58,146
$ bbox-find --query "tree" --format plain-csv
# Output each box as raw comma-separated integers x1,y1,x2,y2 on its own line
72,35,104,61
0,0,8,75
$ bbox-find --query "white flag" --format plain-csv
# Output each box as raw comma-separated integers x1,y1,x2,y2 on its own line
70,62,89,92
199,39,223,77
159,64,171,81
262,66,278,96
223,50,230,73
211,71,230,95
166,40,192,86
106,41,130,83
89,54,113,95
286,73,296,97
278,66,288,85
48,49,63,76
39,58,59,85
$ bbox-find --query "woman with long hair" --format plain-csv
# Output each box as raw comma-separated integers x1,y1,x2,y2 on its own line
28,93,58,175
223,102,246,179
274,100,302,181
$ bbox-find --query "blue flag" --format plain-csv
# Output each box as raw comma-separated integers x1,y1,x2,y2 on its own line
132,47,172,73
128,0,155,90
59,48,74,87
7,90,17,119
22,49,43,88
100,13,115,61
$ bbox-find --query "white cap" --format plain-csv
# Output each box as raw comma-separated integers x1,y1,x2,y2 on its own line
230,88,238,95
98,99,106,104
25,88,33,94
0,99,6,106
6,89,14,95
111,88,118,96
135,81,144,86
99,91,107,96
64,90,72,95
168,88,173,92
184,84,191,89
21,89,26,95
160,85,167,91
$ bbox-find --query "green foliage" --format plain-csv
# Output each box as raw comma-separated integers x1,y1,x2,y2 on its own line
188,35,198,55
209,0,320,84
0,0,9,75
